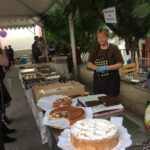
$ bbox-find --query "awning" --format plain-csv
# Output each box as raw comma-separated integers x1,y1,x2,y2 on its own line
0,0,57,29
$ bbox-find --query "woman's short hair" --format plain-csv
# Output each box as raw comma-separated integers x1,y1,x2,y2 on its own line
97,27,109,37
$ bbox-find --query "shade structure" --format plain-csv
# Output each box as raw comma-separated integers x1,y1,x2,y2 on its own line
0,0,57,29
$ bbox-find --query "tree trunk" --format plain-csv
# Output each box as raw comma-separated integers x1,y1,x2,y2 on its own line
131,37,139,62
124,37,131,55
131,50,135,62
79,31,84,46
124,37,139,63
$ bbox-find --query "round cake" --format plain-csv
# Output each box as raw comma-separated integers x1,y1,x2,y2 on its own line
49,106,85,125
71,119,119,150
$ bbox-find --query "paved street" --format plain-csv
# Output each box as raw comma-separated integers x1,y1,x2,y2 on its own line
4,66,48,150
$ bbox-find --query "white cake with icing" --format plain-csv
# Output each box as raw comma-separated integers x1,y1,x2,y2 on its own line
70,119,119,150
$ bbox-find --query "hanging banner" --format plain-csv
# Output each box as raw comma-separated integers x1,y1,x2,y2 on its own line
0,30,7,38
103,7,117,23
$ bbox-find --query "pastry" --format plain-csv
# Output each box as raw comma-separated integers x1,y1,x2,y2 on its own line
49,106,85,125
52,97,72,108
71,119,119,150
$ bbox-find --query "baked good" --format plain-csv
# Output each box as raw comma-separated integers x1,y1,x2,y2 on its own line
98,96,120,107
71,119,119,150
49,111,68,120
85,100,103,107
49,106,85,125
52,97,72,108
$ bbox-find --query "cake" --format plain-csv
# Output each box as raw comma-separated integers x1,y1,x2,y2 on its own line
49,106,85,125
71,119,119,150
49,111,68,120
98,96,120,107
52,97,72,108
85,100,103,107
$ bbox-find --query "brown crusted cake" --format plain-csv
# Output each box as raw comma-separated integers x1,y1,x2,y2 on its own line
71,119,119,150
49,106,85,125
98,96,120,106
52,97,72,108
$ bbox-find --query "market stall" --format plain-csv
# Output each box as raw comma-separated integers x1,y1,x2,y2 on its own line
18,64,135,150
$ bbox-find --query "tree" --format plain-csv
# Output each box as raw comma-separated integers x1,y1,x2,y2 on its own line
41,5,70,45
68,0,150,62
41,4,103,52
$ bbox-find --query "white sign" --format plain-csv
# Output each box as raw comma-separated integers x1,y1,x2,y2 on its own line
103,7,117,23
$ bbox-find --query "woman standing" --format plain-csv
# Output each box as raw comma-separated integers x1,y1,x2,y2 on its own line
88,27,124,97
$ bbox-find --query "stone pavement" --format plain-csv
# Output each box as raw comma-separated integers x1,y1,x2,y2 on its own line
4,66,48,150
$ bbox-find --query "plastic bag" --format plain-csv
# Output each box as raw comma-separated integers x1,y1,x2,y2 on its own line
144,101,150,131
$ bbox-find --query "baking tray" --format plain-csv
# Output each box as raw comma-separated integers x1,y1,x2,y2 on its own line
21,72,45,80
20,68,37,74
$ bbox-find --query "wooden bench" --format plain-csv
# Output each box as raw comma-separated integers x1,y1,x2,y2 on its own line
119,63,137,76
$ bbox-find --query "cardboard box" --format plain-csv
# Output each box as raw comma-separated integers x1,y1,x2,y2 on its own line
32,81,85,103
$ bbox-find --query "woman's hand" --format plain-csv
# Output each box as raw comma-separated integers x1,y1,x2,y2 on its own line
96,66,108,73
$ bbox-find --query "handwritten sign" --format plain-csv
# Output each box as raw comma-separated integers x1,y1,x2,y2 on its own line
103,7,117,23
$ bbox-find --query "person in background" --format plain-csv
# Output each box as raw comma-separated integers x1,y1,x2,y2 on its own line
127,58,131,64
67,46,82,73
0,49,16,144
37,37,44,54
4,46,10,70
144,71,150,90
0,48,9,150
4,46,9,58
88,27,124,97
32,36,41,63
19,56,28,64
59,44,69,56
8,45,14,66
37,37,48,62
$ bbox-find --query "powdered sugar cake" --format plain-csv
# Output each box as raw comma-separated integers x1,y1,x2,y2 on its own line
71,119,119,150
49,106,85,125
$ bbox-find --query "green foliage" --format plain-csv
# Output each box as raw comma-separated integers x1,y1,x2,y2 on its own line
41,3,104,52
132,3,150,18
41,5,70,45
41,0,150,57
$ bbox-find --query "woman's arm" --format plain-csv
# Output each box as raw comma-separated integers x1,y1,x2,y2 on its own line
87,62,97,70
108,63,123,70
0,51,9,66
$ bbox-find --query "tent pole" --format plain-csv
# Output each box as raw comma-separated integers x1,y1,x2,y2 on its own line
68,12,78,81
42,27,49,62
34,26,35,35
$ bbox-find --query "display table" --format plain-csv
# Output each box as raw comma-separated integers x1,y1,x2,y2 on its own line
20,62,70,79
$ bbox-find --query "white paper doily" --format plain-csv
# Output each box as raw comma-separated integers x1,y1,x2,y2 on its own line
57,117,132,150
37,95,78,111
43,107,93,129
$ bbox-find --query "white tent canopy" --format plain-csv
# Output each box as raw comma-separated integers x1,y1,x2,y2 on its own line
0,0,78,80
0,0,56,29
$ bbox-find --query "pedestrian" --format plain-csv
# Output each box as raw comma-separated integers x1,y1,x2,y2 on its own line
0,48,9,150
32,36,41,63
88,27,124,97
4,46,10,70
0,48,16,144
8,45,14,65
